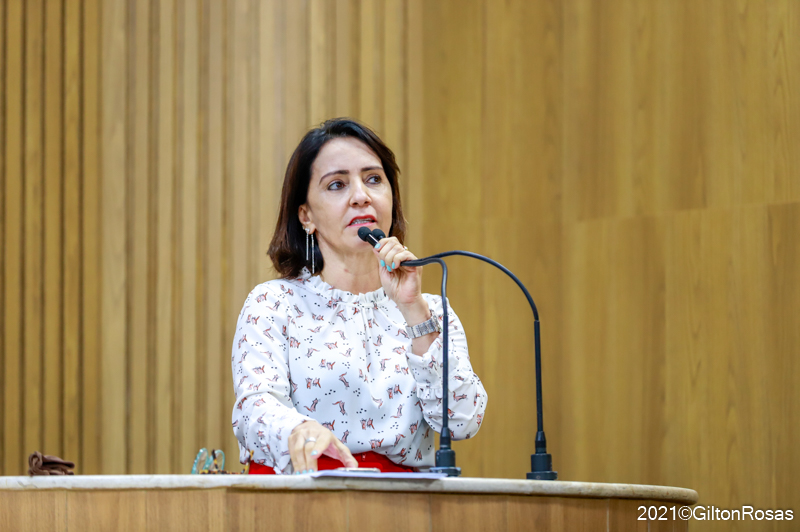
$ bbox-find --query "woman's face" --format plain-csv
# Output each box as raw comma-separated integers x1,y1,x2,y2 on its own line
299,136,393,259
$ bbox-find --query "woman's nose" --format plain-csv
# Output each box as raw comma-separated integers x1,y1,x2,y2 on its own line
350,180,371,205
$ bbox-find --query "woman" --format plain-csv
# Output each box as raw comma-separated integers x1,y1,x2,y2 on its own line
231,118,487,474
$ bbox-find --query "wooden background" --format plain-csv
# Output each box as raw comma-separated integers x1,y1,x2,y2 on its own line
1,0,798,529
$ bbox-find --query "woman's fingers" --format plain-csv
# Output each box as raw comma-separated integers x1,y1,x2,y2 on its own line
331,438,359,468
290,431,309,473
304,434,330,471
375,237,400,263
376,238,414,272
289,421,355,473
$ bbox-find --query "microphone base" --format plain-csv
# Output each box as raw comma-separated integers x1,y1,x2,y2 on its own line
432,448,461,477
431,466,462,477
527,452,558,481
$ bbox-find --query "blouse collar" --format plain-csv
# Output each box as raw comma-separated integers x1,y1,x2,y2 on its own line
298,267,388,306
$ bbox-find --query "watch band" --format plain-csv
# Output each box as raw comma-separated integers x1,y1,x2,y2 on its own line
405,315,441,339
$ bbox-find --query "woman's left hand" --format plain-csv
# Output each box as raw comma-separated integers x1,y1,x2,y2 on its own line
374,237,424,313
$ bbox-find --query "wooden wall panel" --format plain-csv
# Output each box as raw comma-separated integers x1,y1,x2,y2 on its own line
0,0,423,475
1,3,798,530
555,2,800,531
420,2,798,531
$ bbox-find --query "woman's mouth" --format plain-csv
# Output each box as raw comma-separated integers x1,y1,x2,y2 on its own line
348,217,376,227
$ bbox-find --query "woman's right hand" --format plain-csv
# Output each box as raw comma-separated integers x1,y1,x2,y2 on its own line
289,420,358,473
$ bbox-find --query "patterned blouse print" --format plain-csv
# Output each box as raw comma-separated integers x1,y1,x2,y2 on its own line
231,268,488,474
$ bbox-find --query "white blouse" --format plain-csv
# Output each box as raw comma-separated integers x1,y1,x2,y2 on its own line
231,268,487,474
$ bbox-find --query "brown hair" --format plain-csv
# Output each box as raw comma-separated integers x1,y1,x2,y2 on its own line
268,118,406,278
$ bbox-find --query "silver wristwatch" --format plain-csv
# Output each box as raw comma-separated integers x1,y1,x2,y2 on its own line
405,315,441,339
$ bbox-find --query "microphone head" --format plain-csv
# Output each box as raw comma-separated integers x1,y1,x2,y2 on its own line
357,226,372,242
371,228,386,241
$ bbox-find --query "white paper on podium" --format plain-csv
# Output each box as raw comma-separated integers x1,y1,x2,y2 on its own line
309,469,446,480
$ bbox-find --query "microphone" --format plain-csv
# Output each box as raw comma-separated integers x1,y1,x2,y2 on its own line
362,227,556,480
357,226,385,247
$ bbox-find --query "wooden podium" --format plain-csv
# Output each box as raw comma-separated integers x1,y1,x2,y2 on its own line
0,475,698,531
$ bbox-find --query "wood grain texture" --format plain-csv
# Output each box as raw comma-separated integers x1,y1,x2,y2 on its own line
23,0,44,462
0,0,423,475
346,491,430,531
66,491,147,532
0,491,67,532
226,491,348,532
81,0,102,476
129,0,151,476
430,494,508,532
0,0,6,475
3,0,24,476
101,0,129,475
62,0,83,473
43,0,64,459
0,489,700,532
1,4,798,531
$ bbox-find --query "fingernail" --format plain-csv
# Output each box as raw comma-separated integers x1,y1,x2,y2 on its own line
387,266,392,272
380,260,385,268
311,450,319,456
374,242,381,249
391,262,395,269
294,471,299,475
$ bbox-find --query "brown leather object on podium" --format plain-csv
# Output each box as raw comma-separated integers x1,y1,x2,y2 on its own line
27,452,75,476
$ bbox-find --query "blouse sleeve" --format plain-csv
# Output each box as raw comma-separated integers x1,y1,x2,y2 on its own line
405,295,487,440
231,283,312,473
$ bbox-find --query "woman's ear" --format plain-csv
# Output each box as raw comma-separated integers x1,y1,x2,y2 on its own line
298,204,313,231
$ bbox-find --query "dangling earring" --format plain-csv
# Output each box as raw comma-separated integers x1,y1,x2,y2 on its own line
311,232,316,275
305,226,315,275
305,227,310,264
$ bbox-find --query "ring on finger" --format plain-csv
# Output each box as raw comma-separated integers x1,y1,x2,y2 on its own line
304,437,317,445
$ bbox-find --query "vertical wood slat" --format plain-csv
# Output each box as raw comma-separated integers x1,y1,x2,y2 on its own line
146,0,159,476
62,0,83,471
204,0,224,453
382,0,404,168
43,0,65,459
81,0,101,475
227,0,250,468
171,0,186,472
154,0,175,474
0,0,6,474
2,0,24,476
23,0,45,460
129,0,150,475
180,0,199,470
308,0,330,126
100,0,128,474
194,0,209,455
404,0,424,250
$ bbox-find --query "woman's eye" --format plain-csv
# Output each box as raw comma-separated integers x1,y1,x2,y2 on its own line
327,180,344,190
367,175,382,184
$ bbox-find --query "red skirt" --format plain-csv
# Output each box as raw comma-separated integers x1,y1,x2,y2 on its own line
249,451,414,475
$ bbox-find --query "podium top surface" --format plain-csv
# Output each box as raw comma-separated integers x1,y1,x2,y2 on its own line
0,475,698,505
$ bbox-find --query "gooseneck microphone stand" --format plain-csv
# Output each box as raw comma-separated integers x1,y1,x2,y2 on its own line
400,255,460,477
358,228,556,480
403,251,557,480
